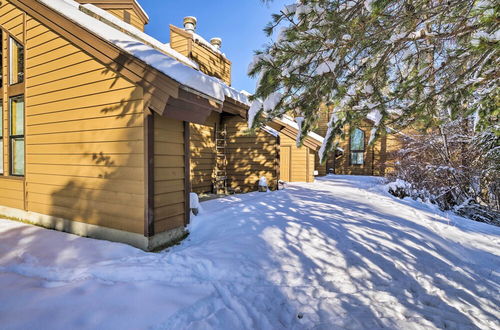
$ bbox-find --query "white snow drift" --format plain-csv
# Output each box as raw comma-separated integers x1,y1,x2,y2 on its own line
0,175,498,329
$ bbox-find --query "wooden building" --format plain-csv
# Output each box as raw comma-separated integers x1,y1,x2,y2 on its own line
168,19,280,194
0,0,251,250
269,116,323,183
314,108,403,176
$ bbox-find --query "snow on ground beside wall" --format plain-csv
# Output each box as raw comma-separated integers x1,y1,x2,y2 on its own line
0,175,499,329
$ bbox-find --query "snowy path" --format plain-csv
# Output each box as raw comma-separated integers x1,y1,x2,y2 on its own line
0,175,499,329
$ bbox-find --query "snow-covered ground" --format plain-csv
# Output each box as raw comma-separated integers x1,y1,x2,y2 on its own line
0,175,498,329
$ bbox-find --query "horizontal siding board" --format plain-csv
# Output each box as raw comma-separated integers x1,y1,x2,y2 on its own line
28,182,144,207
29,192,143,219
0,179,24,191
26,141,144,154
27,164,144,181
155,214,185,233
28,201,143,234
154,179,184,194
28,173,144,195
0,196,24,210
27,90,143,117
27,114,143,135
153,115,186,231
154,202,184,220
27,127,144,144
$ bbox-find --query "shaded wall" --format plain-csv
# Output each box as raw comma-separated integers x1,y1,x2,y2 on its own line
224,116,279,192
153,115,186,233
189,112,219,194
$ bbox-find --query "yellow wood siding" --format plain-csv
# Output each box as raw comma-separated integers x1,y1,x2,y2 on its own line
280,146,291,182
280,134,314,182
334,121,380,176
0,2,26,210
0,179,24,210
0,2,24,42
153,115,186,233
74,0,148,31
189,113,218,194
22,15,145,234
170,32,189,58
224,116,278,192
190,42,231,85
107,9,144,31
169,26,232,85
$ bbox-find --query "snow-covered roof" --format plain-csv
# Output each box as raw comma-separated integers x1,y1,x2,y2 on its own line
40,0,250,106
262,125,279,137
191,31,226,58
80,4,198,69
278,116,325,144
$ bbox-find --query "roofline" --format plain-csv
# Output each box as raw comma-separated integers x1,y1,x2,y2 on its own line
19,0,180,110
75,0,149,24
15,0,249,122
270,118,323,151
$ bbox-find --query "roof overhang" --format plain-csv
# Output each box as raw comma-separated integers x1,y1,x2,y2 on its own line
16,0,249,123
75,0,149,25
269,118,323,151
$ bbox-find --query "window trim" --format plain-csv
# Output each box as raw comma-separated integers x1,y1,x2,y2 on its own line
1,28,26,179
350,128,365,166
9,36,24,86
8,95,25,177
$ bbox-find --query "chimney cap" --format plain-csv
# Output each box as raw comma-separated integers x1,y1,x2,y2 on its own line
210,37,222,50
183,16,197,33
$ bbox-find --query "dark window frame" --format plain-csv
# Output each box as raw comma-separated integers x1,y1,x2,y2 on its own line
0,27,26,178
9,36,24,86
9,95,25,177
350,128,365,166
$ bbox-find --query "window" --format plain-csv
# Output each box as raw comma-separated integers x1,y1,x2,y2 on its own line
9,37,24,85
9,95,24,176
350,128,365,165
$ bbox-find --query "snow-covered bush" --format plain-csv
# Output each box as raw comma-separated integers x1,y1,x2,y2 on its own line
387,121,499,226
386,179,411,199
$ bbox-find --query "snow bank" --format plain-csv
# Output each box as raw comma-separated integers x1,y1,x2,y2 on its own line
1,176,499,329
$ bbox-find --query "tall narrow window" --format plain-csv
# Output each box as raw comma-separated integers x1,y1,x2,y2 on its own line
9,37,24,85
0,31,3,87
9,95,24,176
0,102,3,174
350,128,365,165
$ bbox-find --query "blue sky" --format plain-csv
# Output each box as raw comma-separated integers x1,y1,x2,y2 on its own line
140,0,288,93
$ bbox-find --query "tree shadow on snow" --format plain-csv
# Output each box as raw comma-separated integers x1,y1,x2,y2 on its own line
188,181,499,329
